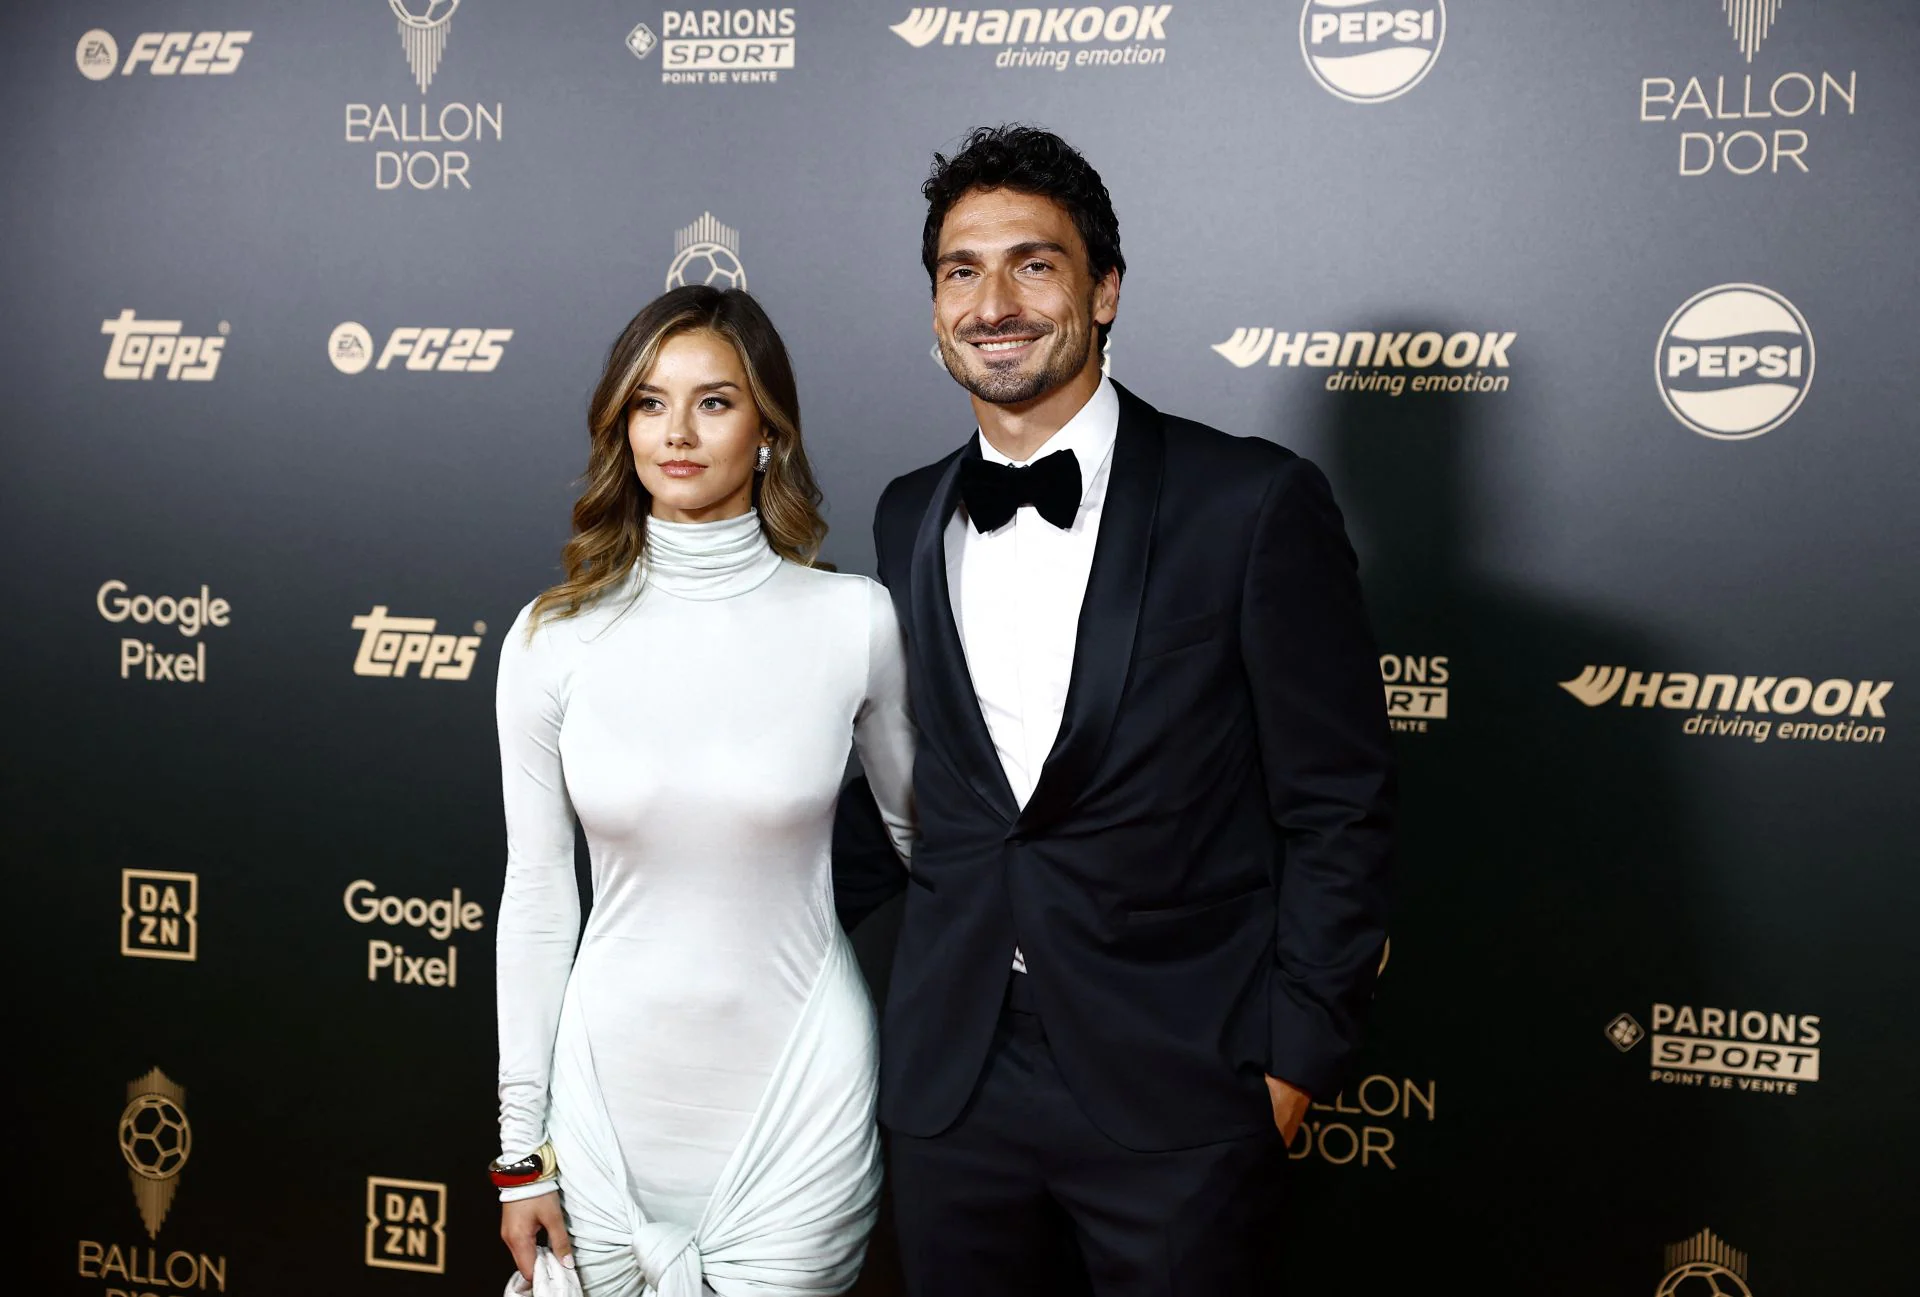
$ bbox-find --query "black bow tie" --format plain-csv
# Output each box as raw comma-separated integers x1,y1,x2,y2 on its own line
959,449,1082,533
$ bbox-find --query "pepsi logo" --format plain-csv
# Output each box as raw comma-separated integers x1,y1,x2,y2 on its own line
1656,284,1814,441
1299,0,1444,104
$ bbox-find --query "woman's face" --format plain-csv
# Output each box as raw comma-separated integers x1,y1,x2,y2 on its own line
628,329,768,524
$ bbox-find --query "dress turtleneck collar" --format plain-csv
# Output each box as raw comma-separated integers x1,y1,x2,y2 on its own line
640,510,782,601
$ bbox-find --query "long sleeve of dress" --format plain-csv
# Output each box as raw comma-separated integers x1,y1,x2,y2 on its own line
494,604,582,1171
854,580,915,866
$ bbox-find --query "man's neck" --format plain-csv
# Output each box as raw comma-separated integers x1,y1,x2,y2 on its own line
973,361,1103,463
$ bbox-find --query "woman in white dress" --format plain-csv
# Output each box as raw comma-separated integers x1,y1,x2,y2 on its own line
492,286,914,1296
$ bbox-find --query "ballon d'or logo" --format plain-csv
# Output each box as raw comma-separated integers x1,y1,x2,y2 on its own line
390,0,460,94
118,1066,191,1238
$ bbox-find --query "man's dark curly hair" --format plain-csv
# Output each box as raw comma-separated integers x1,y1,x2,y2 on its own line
921,125,1124,342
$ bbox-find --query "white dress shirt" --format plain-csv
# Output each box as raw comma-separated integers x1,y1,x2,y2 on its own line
944,376,1120,973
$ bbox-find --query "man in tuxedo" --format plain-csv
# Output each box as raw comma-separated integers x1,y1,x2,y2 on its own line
870,125,1396,1296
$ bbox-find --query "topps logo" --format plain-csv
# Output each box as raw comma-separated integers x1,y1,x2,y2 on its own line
891,6,1171,47
101,310,227,381
351,608,485,681
328,323,512,375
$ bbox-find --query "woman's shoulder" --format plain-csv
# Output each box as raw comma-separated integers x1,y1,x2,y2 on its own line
776,561,882,594
502,583,637,659
775,564,895,624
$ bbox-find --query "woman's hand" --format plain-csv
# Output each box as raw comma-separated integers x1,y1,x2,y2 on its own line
502,1192,573,1283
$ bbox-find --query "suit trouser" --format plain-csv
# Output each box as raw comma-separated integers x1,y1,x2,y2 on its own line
887,975,1289,1297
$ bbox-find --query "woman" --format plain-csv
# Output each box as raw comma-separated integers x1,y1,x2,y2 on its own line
492,286,914,1296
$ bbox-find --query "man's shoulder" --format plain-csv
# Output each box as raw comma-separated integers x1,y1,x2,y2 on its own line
877,447,964,529
1161,413,1300,474
1120,381,1302,483
1148,412,1308,511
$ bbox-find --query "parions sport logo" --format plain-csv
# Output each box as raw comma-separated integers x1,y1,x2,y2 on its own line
626,8,797,85
343,1,504,192
1298,1,1443,104
1380,653,1447,733
1558,665,1889,745
1637,1,1857,178
889,6,1172,71
1212,327,1514,396
328,322,513,374
75,29,251,80
1656,285,1812,440
1606,1002,1819,1098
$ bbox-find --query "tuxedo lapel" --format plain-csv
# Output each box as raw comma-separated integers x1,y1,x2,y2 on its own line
907,442,1021,825
1015,382,1164,835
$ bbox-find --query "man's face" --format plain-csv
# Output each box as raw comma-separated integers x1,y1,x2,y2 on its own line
932,187,1119,406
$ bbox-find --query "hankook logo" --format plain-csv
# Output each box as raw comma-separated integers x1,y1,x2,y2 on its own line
890,7,1172,71
1559,665,1890,744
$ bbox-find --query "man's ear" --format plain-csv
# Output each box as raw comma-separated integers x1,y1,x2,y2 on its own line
1093,267,1121,328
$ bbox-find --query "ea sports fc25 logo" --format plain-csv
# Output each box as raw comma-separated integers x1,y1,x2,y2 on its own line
1656,284,1812,440
1299,1,1443,104
76,30,251,80
329,322,512,374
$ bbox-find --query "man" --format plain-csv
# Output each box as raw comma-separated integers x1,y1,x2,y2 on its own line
870,125,1396,1296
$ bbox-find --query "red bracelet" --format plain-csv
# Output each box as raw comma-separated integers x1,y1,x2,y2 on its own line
488,1140,557,1189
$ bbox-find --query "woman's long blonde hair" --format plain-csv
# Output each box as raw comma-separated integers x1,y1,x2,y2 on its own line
529,286,828,628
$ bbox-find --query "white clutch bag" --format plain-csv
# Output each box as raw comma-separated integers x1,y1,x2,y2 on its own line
503,1247,584,1297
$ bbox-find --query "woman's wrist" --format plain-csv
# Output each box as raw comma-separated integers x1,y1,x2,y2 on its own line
499,1179,561,1204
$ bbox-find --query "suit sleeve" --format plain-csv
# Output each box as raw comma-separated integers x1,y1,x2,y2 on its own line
1240,456,1396,1100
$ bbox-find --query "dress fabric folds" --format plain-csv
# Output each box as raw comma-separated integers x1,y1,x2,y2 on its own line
551,936,880,1297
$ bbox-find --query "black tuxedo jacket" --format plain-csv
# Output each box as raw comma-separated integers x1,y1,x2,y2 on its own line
870,380,1395,1152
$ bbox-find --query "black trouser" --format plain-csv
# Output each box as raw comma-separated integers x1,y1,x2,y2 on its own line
888,975,1289,1297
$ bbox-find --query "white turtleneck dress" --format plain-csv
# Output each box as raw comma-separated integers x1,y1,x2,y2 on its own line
494,512,914,1297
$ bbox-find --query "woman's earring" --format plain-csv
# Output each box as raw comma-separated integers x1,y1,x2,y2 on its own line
755,445,771,474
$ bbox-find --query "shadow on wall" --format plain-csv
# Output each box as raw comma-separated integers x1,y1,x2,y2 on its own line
1278,335,1718,1294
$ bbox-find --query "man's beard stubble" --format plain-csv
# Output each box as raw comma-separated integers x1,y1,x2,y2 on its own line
940,312,1095,407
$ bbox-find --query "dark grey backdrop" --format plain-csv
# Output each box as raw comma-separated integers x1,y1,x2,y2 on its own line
5,1,1916,1293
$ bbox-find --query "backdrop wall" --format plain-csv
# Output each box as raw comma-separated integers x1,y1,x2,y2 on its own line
5,2,1915,1293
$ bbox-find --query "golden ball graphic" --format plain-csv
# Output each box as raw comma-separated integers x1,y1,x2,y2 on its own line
118,1094,191,1181
1656,1262,1753,1297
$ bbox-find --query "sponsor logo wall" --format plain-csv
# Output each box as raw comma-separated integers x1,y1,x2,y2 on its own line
12,3,1916,1292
